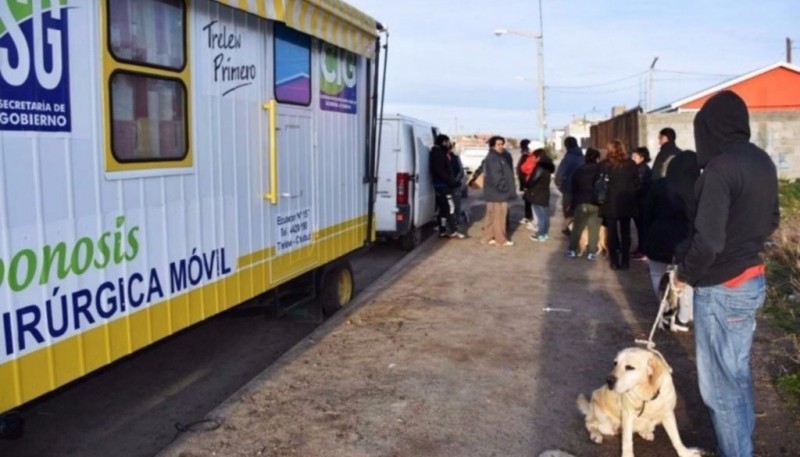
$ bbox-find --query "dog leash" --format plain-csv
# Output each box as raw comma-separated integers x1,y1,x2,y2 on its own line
635,267,677,373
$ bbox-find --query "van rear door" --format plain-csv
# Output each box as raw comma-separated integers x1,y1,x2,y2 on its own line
412,124,436,228
375,119,398,233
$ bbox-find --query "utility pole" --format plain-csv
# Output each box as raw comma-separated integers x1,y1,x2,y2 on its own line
537,0,546,147
647,57,659,112
787,37,793,63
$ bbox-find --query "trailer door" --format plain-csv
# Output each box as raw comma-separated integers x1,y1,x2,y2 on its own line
270,24,317,282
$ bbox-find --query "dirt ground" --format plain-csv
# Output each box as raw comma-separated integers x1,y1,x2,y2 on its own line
158,199,800,457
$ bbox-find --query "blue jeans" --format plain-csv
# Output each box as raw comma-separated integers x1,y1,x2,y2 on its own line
532,204,549,237
694,275,765,457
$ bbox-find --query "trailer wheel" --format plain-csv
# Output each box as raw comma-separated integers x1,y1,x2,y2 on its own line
399,225,422,252
320,262,354,317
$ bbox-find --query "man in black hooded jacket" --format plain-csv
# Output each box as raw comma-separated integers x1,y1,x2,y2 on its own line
651,127,681,180
674,91,780,457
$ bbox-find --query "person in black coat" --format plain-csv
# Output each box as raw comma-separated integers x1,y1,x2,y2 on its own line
430,134,461,238
651,127,681,180
643,150,700,324
522,148,556,241
631,147,653,260
599,139,640,270
566,148,602,259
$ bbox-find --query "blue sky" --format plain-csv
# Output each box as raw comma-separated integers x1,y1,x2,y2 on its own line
348,0,799,138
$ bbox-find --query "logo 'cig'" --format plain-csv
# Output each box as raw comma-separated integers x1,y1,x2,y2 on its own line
321,43,356,90
0,1,63,89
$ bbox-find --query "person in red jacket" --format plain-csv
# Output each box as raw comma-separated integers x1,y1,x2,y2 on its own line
516,139,538,230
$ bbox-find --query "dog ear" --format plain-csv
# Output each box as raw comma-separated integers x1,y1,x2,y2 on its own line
647,353,667,396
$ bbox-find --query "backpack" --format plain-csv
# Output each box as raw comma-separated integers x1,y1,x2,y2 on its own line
592,164,610,205
520,155,536,182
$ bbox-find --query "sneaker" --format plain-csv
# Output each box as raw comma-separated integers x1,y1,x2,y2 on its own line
631,252,647,261
449,232,466,239
519,218,531,225
502,240,515,247
526,222,535,231
671,320,691,333
482,239,496,245
565,250,578,258
529,234,541,242
537,234,549,242
586,253,597,261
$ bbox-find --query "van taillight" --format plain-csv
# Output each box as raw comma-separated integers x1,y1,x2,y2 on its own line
397,173,410,205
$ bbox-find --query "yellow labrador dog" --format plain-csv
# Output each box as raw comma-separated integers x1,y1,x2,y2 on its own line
576,347,701,457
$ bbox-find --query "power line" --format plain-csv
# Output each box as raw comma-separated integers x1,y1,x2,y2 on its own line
548,82,642,94
656,69,736,77
547,71,646,89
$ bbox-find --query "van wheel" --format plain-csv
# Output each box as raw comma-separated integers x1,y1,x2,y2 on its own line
400,225,422,251
320,262,354,317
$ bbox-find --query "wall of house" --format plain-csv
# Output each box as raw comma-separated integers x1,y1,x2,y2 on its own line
640,111,800,178
680,67,800,111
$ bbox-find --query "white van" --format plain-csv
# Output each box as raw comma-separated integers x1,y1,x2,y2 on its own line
459,147,489,177
375,115,440,250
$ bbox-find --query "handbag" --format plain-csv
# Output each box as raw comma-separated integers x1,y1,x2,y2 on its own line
592,165,610,205
469,173,484,189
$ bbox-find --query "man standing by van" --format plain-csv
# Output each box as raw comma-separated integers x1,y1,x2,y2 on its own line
480,136,517,246
430,134,465,239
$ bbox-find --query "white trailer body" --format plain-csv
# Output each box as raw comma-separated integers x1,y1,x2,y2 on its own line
0,0,381,413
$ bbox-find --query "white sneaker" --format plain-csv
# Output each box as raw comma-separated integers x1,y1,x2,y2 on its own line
503,240,515,247
519,218,530,225
526,222,535,231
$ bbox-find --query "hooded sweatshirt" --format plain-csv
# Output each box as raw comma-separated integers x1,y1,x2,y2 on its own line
677,91,780,287
555,147,584,194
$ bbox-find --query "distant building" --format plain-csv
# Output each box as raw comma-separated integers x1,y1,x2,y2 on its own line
550,128,566,155
551,115,604,156
591,61,800,177
565,116,596,149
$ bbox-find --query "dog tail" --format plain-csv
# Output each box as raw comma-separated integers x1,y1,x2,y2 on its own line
576,393,590,416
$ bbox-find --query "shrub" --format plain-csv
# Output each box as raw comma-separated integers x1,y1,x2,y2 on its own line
765,179,800,405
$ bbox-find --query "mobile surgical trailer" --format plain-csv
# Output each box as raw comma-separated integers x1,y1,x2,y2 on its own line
0,0,384,420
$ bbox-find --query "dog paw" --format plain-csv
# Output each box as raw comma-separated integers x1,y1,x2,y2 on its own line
638,430,655,441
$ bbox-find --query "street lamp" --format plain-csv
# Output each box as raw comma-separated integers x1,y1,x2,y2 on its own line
494,28,547,147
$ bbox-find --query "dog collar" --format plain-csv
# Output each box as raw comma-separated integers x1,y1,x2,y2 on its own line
638,388,661,417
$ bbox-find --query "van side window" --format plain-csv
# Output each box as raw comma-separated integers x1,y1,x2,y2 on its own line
109,0,186,70
274,23,311,106
110,72,187,162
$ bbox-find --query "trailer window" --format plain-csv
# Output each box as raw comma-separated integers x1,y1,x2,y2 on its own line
109,0,186,71
110,72,187,162
274,23,311,106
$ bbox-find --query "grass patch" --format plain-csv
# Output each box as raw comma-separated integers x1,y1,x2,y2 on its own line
777,373,800,406
763,179,800,408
